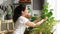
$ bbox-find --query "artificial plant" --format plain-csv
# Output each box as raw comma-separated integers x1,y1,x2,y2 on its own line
29,2,55,34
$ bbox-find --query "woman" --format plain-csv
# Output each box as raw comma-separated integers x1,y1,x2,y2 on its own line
13,4,48,34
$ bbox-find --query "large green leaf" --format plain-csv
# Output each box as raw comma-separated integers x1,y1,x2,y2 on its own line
46,11,53,18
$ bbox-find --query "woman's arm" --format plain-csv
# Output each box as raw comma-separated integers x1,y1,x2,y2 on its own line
25,17,48,27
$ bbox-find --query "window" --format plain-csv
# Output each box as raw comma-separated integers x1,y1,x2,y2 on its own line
33,0,44,10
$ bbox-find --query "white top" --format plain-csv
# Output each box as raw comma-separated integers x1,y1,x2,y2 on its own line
13,16,29,34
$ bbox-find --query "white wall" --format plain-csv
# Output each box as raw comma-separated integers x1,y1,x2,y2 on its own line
47,0,60,20
56,0,60,20
47,0,60,34
31,0,42,16
47,0,57,20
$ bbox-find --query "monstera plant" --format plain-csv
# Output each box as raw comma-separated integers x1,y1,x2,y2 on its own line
26,2,56,34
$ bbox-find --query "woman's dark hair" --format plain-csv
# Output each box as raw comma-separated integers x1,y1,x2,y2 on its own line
13,4,26,22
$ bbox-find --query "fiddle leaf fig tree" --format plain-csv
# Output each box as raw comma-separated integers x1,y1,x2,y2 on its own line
31,2,55,34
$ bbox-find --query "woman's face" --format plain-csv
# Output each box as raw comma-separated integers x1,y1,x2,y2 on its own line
22,6,29,16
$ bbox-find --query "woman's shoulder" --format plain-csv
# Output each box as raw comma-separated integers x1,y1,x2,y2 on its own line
19,16,28,20
19,16,25,18
17,16,29,24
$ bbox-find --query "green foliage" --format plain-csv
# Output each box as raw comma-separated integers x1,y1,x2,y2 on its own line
28,6,31,13
29,14,38,21
41,11,53,19
30,16,37,21
26,2,56,34
27,14,38,32
30,2,55,34
41,3,53,19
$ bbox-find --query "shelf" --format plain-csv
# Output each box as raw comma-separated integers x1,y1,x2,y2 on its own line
26,0,31,3
19,0,31,3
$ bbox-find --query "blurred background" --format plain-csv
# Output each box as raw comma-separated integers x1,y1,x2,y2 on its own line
0,0,60,34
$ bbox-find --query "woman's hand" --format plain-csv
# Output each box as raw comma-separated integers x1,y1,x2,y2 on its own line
43,16,48,21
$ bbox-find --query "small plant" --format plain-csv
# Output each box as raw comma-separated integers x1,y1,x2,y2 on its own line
5,5,13,20
28,6,31,13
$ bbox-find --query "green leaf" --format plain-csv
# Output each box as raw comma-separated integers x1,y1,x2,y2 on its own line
46,11,53,18
43,2,49,9
34,14,38,16
31,16,37,21
41,9,48,14
41,14,46,19
28,6,31,13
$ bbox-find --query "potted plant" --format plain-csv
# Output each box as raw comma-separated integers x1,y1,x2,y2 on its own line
5,5,13,20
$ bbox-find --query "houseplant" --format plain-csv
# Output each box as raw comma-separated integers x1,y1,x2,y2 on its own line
5,5,13,20
27,2,56,34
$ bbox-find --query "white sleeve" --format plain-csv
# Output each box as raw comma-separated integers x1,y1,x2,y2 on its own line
18,17,29,24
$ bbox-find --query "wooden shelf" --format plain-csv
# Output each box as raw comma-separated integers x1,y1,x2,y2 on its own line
19,0,31,3
26,0,31,3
